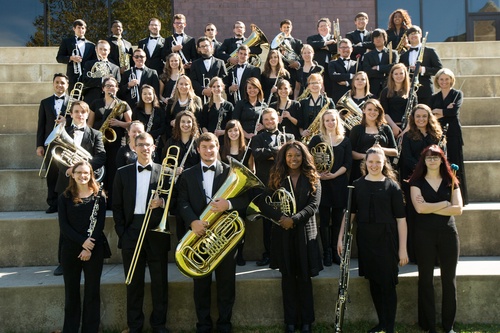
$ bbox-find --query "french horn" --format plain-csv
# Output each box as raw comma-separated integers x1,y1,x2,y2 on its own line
311,141,334,173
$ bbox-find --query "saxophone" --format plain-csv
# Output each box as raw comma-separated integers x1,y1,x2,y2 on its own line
117,37,130,71
100,94,128,143
301,94,331,145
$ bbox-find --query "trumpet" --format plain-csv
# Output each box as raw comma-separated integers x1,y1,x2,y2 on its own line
72,48,82,76
129,72,139,102
86,60,111,79
231,72,241,102
100,94,128,143
202,74,210,104
172,35,189,64
125,146,180,285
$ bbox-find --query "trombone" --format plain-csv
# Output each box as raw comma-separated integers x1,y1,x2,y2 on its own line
125,145,180,285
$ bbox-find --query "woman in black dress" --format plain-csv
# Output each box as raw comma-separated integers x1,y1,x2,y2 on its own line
261,49,290,105
270,79,301,140
115,120,144,169
338,147,408,333
59,160,107,333
348,71,374,106
386,9,412,50
232,77,266,139
409,145,463,333
349,98,397,183
293,44,324,99
430,68,468,205
159,53,184,104
256,141,322,333
200,77,234,143
308,109,352,266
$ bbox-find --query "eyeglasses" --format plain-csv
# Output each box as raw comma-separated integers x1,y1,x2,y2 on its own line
104,84,117,88
206,28,215,31
199,44,210,48
134,55,146,59
136,143,154,148
425,156,441,162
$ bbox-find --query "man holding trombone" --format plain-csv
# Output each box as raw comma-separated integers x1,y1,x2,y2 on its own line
113,132,170,333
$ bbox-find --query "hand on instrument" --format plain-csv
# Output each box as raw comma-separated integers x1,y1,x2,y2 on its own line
210,198,229,212
150,193,164,209
55,114,66,125
172,44,182,52
36,146,45,157
337,237,344,257
128,79,139,88
279,216,294,230
191,219,208,236
229,84,239,92
70,55,82,63
82,237,95,251
78,249,92,261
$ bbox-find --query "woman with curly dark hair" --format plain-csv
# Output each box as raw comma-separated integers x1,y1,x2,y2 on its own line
338,147,408,333
386,9,412,49
410,145,462,333
256,140,322,333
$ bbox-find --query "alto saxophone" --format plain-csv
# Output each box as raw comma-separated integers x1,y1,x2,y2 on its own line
301,94,331,145
100,94,128,143
117,37,130,71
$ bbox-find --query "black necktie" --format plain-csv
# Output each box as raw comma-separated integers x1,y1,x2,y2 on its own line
150,36,159,40
138,165,152,172
203,165,215,173
77,37,85,41
54,96,64,100
410,47,419,52
73,126,84,132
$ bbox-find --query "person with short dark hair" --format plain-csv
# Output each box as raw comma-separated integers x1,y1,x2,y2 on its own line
162,13,197,73
107,20,134,74
231,76,265,139
328,38,357,103
115,120,145,169
217,21,262,65
345,12,374,61
137,18,166,75
204,23,222,56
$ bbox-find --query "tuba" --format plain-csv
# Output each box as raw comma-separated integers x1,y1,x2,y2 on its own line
336,91,363,130
100,94,128,143
311,141,334,173
271,32,301,64
175,157,264,278
125,146,180,285
226,24,269,71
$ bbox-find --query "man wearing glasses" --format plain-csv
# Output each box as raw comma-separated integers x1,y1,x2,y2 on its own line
119,48,160,109
137,18,165,75
162,13,197,73
204,23,222,57
328,39,357,103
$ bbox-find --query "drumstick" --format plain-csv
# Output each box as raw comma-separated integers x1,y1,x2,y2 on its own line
450,164,459,203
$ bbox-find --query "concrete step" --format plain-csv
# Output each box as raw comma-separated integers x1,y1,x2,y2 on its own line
0,47,60,64
1,258,499,332
460,97,499,126
465,160,500,201
441,57,500,76
455,75,500,98
0,104,39,134
462,126,500,161
429,41,500,58
0,82,54,104
0,63,66,83
1,203,498,268
0,134,40,169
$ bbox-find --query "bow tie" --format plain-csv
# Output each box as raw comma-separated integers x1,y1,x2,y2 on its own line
174,33,183,38
202,55,212,60
54,95,65,100
340,58,348,62
357,30,366,34
138,164,152,172
76,37,85,41
73,126,84,132
203,165,215,173
236,64,245,69
150,36,159,40
377,50,385,54
135,67,143,71
267,130,279,135
235,38,244,42
410,47,419,52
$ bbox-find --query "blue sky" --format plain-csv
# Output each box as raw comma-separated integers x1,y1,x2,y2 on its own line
0,0,43,46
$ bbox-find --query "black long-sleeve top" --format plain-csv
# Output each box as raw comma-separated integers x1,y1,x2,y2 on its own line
132,106,167,140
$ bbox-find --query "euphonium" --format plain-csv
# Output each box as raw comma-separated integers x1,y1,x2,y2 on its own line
125,146,180,285
175,157,264,278
47,123,93,168
100,94,128,143
301,95,331,145
226,24,269,71
336,91,363,130
311,141,334,173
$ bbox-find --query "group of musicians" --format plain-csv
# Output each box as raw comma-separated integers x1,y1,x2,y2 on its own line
36,9,466,333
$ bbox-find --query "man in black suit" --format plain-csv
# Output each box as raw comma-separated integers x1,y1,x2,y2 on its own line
307,18,338,98
204,23,222,57
36,73,70,214
56,19,97,91
399,25,443,106
162,13,197,74
137,18,165,75
276,19,303,89
328,39,357,103
362,29,399,98
216,21,262,66
190,37,227,102
107,20,134,74
113,132,170,333
82,40,121,105
345,12,374,61
177,132,249,333
250,108,294,266
53,100,106,276
223,45,261,105
119,48,160,109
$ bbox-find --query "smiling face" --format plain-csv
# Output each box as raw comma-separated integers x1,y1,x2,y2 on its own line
177,77,191,95
338,42,352,58
262,111,278,131
365,151,385,177
111,22,123,36
135,135,155,164
210,79,224,96
414,108,429,130
71,104,89,127
392,67,406,84
318,21,330,36
103,79,118,96
72,163,91,186
149,19,160,36
141,87,155,104
133,50,146,68
246,83,259,99
363,102,380,123
437,74,452,90
227,126,240,141
323,112,337,131
169,54,181,70
53,76,69,96
179,115,193,134
286,146,303,171
355,16,368,30
277,82,291,99
353,73,367,90
128,123,144,140
197,139,219,165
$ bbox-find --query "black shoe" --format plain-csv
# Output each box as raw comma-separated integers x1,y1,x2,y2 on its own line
323,249,333,267
367,325,385,333
301,324,311,333
285,324,295,333
236,256,246,266
256,256,270,266
46,206,58,214
53,265,63,276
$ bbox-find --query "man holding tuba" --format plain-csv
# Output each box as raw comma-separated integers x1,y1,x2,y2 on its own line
216,21,263,66
113,132,170,333
177,132,250,333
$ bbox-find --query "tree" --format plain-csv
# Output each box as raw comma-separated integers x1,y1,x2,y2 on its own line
28,0,172,46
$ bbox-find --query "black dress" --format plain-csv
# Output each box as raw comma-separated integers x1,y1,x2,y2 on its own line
115,144,137,169
430,89,468,204
232,99,266,135
200,100,234,134
58,193,107,333
380,88,409,125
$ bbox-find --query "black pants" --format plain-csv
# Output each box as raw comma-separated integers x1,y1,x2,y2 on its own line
318,205,343,255
369,278,397,333
121,215,169,333
415,227,459,332
193,248,237,333
45,157,59,208
61,243,104,333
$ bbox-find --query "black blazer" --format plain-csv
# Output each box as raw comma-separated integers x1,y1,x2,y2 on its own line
55,125,106,194
189,56,228,96
36,95,70,148
177,160,249,228
399,47,443,105
119,66,160,108
362,47,399,97
137,36,166,74
345,30,374,60
223,64,261,105
212,39,222,58
82,60,121,104
56,37,97,87
216,37,262,62
306,34,337,67
162,33,197,63
106,36,134,69
112,162,168,249
328,58,357,103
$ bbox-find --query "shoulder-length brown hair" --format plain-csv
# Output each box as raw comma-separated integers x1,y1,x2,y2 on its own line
360,98,387,127
244,77,264,102
63,161,101,204
160,53,184,82
172,110,199,141
387,63,410,98
136,84,160,109
263,49,290,79
349,71,371,96
220,119,247,163
407,104,442,142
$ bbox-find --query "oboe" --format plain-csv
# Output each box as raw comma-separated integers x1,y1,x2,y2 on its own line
87,183,104,237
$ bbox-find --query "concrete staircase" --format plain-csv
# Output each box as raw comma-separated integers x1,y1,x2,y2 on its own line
0,43,499,332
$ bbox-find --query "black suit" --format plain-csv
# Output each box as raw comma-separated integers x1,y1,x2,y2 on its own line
345,30,374,60
328,57,357,103
189,56,227,97
211,39,222,59
137,36,166,75
400,47,443,106
56,37,97,90
223,64,261,105
119,66,160,109
162,33,198,65
216,37,262,62
82,60,121,105
177,160,248,333
37,94,70,208
107,36,134,70
362,47,399,97
113,162,170,333
307,33,337,98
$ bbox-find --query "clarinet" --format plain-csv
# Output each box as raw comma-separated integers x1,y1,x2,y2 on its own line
146,108,155,132
438,123,449,149
87,183,104,237
334,185,355,333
